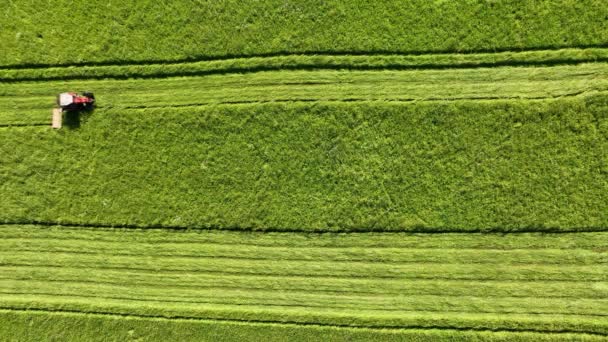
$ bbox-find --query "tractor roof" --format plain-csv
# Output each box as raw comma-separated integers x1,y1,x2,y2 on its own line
58,93,74,106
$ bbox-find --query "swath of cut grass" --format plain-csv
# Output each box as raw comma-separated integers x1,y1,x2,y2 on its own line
0,225,606,336
2,62,608,125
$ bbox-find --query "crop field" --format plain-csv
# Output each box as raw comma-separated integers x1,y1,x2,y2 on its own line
1,1,608,341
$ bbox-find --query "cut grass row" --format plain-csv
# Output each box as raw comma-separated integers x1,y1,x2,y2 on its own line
1,97,607,232
3,310,604,342
2,0,608,66
0,225,606,335
4,266,606,298
2,48,608,82
2,62,608,125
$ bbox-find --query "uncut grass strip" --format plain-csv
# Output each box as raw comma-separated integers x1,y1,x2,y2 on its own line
2,48,608,82
4,308,608,342
2,97,607,233
2,310,607,342
2,266,605,299
2,0,608,67
1,296,607,335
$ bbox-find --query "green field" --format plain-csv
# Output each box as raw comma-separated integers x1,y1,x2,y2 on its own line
2,0,608,66
1,0,608,340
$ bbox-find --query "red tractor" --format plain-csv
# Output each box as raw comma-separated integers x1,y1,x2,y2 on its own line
57,91,95,111
52,92,95,128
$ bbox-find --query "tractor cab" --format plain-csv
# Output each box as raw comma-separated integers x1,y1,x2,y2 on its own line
57,92,95,112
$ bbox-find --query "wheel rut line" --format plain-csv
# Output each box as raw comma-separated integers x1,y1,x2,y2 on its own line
0,307,606,336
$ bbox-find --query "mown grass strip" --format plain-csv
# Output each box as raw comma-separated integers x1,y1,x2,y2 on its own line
0,226,605,334
2,266,606,299
2,253,606,281
2,63,608,127
2,280,606,316
3,239,607,265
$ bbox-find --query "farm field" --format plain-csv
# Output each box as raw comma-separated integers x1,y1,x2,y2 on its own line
2,0,608,341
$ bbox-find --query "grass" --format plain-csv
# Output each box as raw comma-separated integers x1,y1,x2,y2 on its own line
2,61,608,124
2,47,608,82
1,96,607,231
3,310,606,342
1,0,608,66
0,225,606,338
2,2,608,339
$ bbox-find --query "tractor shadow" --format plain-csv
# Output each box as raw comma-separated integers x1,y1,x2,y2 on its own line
63,109,94,129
